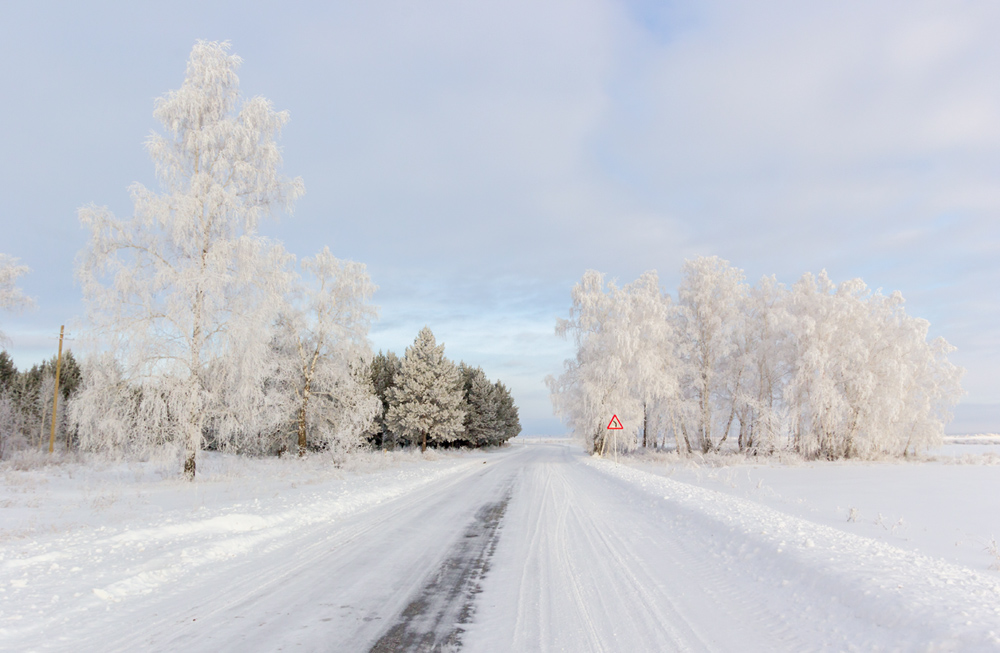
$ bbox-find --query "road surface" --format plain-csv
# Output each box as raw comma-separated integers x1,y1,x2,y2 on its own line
7,442,1000,651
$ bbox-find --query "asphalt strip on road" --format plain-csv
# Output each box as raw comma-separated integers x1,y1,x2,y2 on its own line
368,483,514,652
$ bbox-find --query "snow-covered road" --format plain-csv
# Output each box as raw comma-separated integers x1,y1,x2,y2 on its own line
471,444,1000,651
4,442,1000,651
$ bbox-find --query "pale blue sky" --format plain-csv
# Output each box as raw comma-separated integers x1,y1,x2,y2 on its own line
2,1,999,434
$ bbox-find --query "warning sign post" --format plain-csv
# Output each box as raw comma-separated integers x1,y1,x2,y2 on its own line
604,415,623,464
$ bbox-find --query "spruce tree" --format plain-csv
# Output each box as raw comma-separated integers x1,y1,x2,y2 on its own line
386,327,465,452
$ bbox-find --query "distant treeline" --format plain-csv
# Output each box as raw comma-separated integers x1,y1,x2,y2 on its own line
0,326,520,462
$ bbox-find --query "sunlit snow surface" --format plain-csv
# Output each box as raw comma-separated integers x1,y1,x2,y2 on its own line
1,441,999,651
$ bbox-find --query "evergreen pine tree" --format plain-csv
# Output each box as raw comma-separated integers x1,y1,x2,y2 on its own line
459,364,502,446
386,327,465,452
0,351,15,392
370,350,401,448
495,381,521,444
58,351,82,402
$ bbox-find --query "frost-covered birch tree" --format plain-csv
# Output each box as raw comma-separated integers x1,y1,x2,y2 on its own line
675,256,748,453
784,271,963,458
75,41,303,478
890,319,964,456
549,270,681,455
277,247,380,456
547,271,613,454
734,275,789,454
617,272,680,450
0,254,34,345
547,271,638,454
386,327,465,452
784,271,858,457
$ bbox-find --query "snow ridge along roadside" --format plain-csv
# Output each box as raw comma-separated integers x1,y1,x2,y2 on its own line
586,457,1000,650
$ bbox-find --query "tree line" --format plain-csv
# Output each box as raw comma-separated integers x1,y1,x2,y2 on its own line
0,41,519,475
0,325,520,463
547,257,964,460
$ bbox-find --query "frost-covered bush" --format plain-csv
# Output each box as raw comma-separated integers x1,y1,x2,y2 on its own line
69,354,179,458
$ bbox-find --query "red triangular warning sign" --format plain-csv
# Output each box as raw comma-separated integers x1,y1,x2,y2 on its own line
607,415,623,430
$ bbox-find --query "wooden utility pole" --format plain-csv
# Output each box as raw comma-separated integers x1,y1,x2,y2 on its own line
48,325,64,454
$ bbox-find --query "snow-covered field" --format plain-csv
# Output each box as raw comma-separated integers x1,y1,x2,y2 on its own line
2,440,1000,651
619,438,1000,574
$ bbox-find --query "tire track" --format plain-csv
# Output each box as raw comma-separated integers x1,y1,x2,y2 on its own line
368,484,514,652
